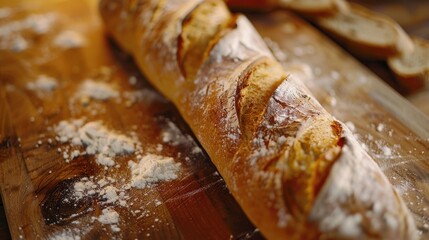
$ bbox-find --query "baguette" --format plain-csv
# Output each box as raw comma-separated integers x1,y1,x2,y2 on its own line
99,0,417,239
388,37,429,92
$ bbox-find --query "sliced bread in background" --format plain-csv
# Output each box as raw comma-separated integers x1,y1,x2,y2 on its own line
388,37,429,92
315,3,414,59
279,0,348,15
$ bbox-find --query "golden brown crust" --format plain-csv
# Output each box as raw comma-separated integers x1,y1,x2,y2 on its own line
235,57,287,140
99,0,417,239
178,0,232,80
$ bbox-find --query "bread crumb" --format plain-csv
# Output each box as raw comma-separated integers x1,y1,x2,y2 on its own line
376,123,384,132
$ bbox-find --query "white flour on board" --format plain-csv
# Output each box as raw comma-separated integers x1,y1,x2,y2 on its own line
27,75,58,91
44,76,187,236
54,119,135,166
0,12,56,51
53,117,183,234
97,208,121,232
128,154,181,189
54,118,182,188
75,80,119,101
0,13,56,36
54,30,85,49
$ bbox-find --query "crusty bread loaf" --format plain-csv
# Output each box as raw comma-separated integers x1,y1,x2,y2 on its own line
99,0,417,239
314,3,414,59
388,37,429,92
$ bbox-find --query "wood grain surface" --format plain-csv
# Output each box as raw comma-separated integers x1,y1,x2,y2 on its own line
0,0,428,239
0,0,259,239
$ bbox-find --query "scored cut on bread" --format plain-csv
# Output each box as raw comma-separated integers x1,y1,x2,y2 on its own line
388,37,429,92
314,3,414,59
99,0,417,239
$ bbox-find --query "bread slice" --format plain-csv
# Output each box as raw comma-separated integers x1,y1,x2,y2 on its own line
315,3,414,59
388,37,429,92
224,0,276,11
279,0,348,15
226,0,347,14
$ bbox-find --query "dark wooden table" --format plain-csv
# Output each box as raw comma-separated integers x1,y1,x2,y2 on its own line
0,200,11,240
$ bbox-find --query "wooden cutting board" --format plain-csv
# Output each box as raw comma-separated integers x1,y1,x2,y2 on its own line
0,0,428,239
0,0,259,239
